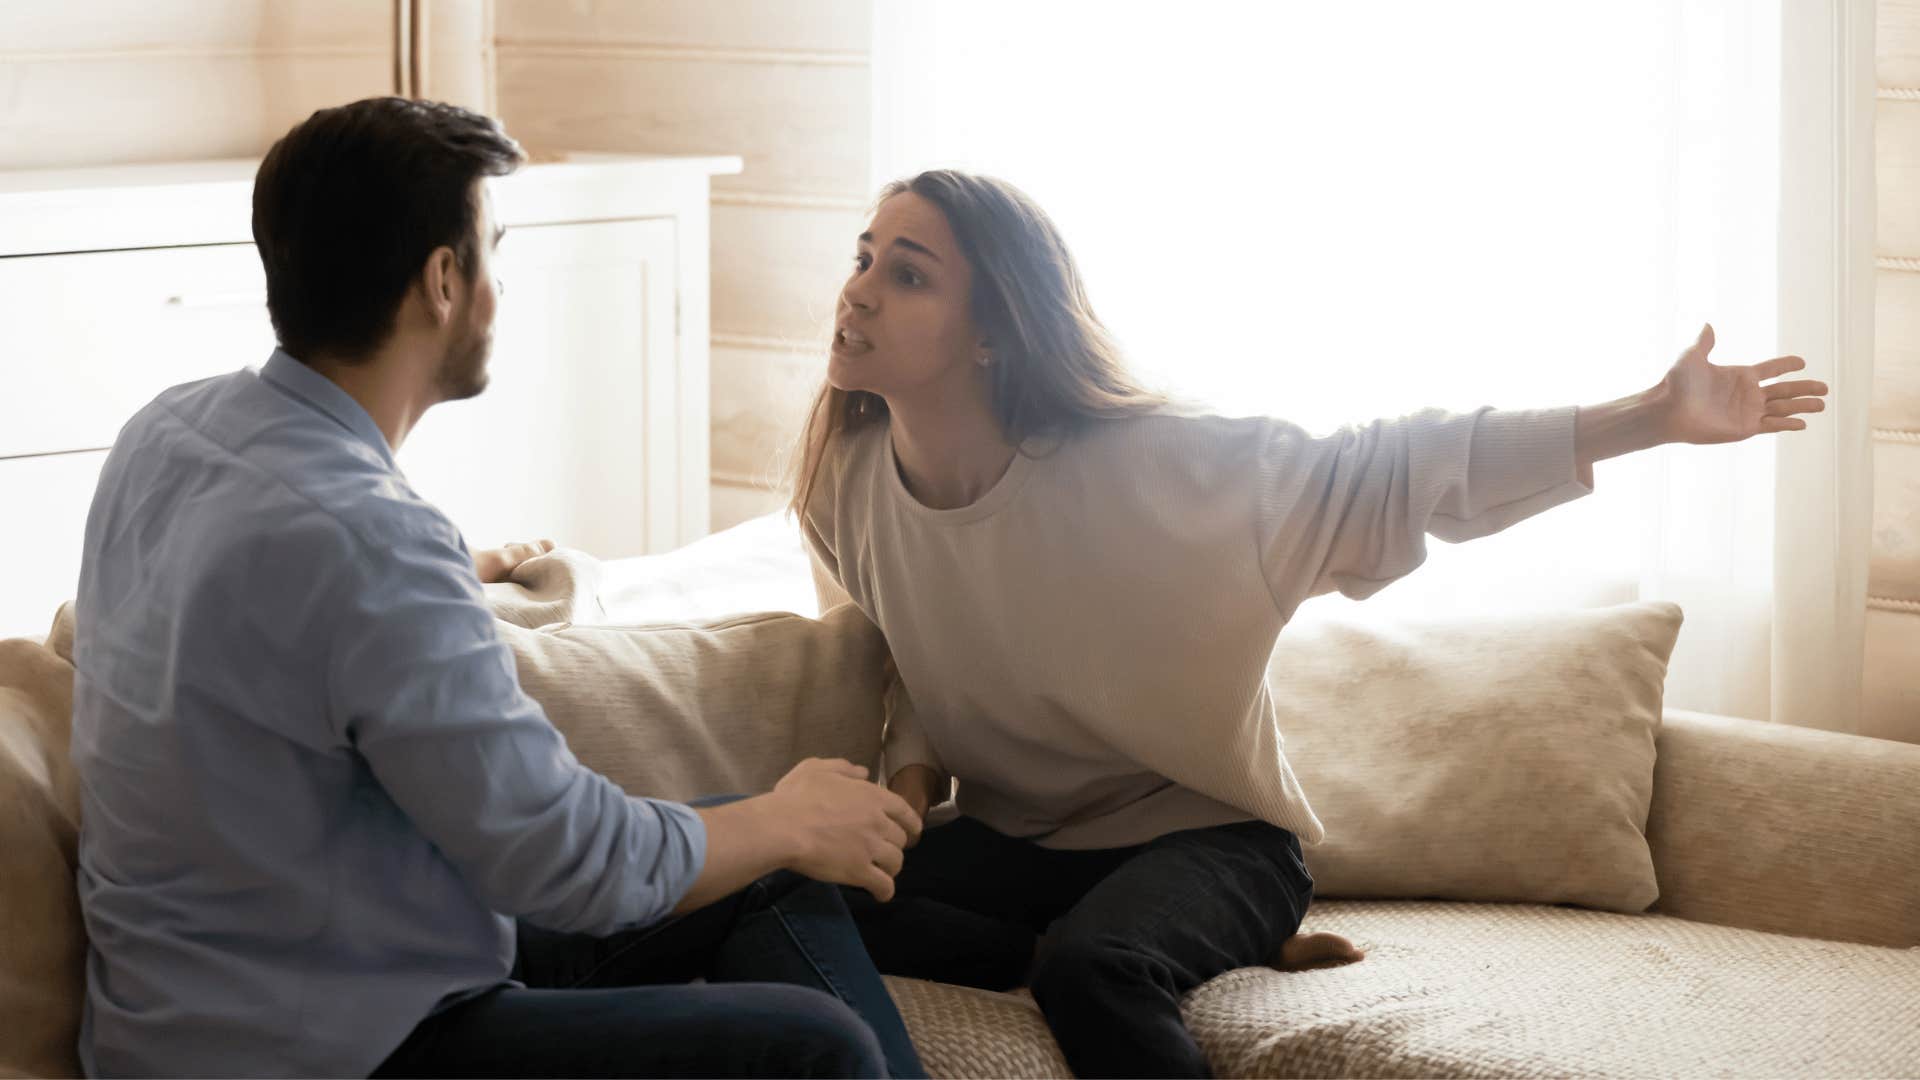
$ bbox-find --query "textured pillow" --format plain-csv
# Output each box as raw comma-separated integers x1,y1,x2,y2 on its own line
1273,600,1682,913
0,605,85,1080
495,604,891,802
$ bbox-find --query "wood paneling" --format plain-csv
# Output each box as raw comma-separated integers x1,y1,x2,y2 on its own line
1880,0,1920,88
0,53,391,170
1874,270,1920,432
1872,439,1920,602
1863,606,1920,741
1877,100,1920,257
710,340,826,484
495,53,868,198
0,2,390,54
495,0,871,56
422,0,494,114
711,202,863,343
0,1,392,171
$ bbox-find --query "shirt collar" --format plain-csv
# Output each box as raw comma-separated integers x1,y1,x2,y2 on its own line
259,349,400,471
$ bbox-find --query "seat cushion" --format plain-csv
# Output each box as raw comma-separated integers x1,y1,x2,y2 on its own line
885,900,1920,1079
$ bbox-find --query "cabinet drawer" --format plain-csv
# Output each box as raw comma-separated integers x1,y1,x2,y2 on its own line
0,243,274,457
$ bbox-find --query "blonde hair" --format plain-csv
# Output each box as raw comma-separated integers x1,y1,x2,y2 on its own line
788,170,1166,518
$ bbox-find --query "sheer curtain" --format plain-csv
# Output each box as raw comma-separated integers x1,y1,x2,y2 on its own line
872,0,1785,719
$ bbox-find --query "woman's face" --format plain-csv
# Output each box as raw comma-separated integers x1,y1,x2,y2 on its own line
830,192,985,401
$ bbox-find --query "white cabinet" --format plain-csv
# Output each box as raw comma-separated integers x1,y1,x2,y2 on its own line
0,153,739,639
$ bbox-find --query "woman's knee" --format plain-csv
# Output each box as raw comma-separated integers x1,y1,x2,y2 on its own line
1029,933,1170,1000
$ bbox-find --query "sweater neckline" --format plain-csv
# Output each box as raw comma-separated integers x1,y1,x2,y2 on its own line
882,427,1037,525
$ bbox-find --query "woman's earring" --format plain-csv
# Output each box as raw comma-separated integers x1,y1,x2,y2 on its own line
978,351,992,367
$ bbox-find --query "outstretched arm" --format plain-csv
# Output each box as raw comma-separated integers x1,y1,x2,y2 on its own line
1574,324,1828,485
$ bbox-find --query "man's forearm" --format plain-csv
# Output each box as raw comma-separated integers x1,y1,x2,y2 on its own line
672,796,796,914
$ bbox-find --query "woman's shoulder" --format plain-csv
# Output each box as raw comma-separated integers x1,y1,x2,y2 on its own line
1064,404,1275,456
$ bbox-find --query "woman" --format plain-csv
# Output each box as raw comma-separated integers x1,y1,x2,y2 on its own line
792,170,1826,1078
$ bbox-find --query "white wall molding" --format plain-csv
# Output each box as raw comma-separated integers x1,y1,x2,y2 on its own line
1775,0,1877,733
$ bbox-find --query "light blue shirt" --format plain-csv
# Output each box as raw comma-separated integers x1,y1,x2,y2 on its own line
71,350,707,1079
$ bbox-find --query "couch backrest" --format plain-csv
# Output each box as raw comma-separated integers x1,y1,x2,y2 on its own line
0,605,84,1080
1648,709,1920,947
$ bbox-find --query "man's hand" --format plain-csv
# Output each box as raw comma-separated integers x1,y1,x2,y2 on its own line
887,765,945,848
767,758,923,901
473,539,555,583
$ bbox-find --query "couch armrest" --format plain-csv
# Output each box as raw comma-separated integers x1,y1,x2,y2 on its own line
1647,709,1920,946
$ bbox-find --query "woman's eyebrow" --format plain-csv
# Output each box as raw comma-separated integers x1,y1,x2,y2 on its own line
857,231,942,263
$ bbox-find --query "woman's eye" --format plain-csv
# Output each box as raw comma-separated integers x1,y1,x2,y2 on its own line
895,267,922,287
853,253,872,271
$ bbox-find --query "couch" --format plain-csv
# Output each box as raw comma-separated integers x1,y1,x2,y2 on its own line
4,515,1918,1078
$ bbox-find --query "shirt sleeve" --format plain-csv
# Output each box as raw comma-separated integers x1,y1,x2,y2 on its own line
1254,406,1592,612
325,516,707,936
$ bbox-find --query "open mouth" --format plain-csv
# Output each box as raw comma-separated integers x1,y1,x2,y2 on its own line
834,326,872,353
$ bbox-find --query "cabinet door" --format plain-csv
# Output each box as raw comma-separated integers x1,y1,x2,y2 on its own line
0,243,273,457
398,218,686,560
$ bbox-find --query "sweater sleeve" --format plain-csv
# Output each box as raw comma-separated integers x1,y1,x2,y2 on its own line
1254,405,1591,612
798,451,946,790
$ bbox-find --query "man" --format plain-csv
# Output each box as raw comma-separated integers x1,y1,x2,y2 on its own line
70,97,925,1079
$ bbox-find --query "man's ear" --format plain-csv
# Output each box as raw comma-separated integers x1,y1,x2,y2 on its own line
420,246,460,327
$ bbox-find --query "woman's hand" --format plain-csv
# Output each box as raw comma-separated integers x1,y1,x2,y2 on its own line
473,539,555,583
1656,324,1828,445
1575,325,1831,482
887,764,945,848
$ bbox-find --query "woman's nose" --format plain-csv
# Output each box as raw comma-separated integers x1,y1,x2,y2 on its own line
843,275,875,311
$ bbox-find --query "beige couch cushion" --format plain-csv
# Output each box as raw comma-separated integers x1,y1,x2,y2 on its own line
1274,601,1681,913
0,606,84,1080
891,900,1920,1079
490,552,889,800
1650,709,1920,947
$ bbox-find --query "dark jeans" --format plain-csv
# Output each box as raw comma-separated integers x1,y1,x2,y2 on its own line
845,816,1314,1079
374,800,926,1079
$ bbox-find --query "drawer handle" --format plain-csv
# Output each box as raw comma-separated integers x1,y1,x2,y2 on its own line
165,290,266,310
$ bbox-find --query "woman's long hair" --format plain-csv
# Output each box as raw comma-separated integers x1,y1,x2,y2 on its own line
787,169,1167,518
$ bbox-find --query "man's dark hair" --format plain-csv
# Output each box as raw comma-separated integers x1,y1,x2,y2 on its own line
252,96,524,362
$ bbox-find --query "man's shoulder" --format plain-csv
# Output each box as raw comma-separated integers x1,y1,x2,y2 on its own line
110,367,466,575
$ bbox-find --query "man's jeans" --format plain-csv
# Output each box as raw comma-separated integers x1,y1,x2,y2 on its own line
374,797,926,1079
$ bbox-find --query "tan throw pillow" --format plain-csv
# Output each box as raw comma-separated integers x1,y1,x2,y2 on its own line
1274,600,1682,913
0,605,85,1080
496,604,891,802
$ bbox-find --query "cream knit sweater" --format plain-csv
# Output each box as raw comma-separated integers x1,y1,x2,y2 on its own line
801,407,1590,849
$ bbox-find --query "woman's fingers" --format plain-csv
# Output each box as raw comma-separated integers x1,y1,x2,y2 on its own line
1763,378,1827,399
1760,416,1808,433
1751,354,1807,380
1765,397,1826,417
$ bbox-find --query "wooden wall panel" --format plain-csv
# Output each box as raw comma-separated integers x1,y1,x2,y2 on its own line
710,340,826,485
1872,4,1920,743
495,0,871,55
1872,440,1920,602
495,53,868,198
1874,270,1920,431
711,202,863,345
0,1,392,170
1876,100,1920,257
